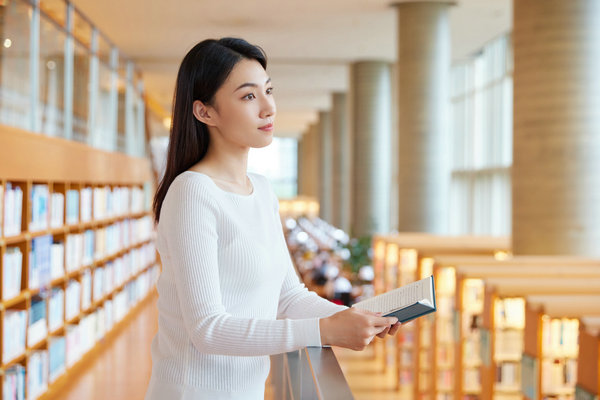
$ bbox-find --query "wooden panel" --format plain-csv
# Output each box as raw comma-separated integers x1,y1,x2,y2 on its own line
577,327,600,395
0,125,152,184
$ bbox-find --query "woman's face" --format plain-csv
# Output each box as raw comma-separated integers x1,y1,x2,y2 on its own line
204,58,276,149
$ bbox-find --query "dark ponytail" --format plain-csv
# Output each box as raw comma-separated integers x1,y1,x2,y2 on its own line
153,38,267,223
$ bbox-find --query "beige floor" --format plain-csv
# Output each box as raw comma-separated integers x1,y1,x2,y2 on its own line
53,293,403,400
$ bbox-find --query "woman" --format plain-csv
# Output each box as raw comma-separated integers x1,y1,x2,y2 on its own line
146,37,400,400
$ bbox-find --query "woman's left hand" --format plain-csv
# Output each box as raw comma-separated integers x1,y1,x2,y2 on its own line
376,322,401,339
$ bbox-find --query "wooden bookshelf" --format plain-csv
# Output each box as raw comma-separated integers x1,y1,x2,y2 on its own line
576,317,600,399
0,125,158,400
370,234,510,399
428,255,600,400
524,295,600,400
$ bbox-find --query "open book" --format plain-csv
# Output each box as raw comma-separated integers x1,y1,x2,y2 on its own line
353,276,436,323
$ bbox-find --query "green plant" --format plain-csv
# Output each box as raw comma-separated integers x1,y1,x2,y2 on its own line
342,235,372,275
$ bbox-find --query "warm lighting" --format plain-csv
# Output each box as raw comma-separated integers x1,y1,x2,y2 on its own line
420,257,434,278
3,38,11,48
162,117,171,129
46,60,56,70
385,243,399,267
494,250,510,260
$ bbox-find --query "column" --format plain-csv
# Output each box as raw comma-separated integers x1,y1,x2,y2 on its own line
318,111,333,222
298,123,319,199
331,93,351,233
394,0,453,234
350,61,392,238
512,1,600,256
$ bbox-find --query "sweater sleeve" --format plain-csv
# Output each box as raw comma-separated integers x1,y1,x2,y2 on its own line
267,182,348,320
161,176,324,356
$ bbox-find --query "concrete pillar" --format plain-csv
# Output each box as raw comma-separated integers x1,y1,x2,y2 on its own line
331,93,351,233
394,1,453,234
512,1,600,256
349,62,392,238
298,123,319,199
318,111,333,222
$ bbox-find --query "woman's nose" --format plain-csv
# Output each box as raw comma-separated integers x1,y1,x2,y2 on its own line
261,96,276,119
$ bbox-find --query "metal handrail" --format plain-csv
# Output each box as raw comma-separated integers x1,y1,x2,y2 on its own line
270,347,355,400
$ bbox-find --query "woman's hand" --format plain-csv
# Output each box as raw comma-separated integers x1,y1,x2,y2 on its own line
319,308,399,351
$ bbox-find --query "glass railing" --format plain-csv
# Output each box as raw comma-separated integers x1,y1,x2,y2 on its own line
269,347,355,400
0,0,146,156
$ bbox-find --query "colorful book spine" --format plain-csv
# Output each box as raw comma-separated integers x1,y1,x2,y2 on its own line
29,184,49,232
3,364,25,400
28,296,48,346
29,234,52,290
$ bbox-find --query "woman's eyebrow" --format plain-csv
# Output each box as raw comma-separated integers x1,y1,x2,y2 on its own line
233,77,272,93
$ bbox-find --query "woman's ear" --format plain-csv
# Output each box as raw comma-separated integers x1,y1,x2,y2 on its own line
193,100,216,126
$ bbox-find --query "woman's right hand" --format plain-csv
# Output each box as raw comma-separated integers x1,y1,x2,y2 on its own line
319,308,398,351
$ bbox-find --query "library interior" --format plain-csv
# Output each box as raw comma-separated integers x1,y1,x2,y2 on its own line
1,0,599,399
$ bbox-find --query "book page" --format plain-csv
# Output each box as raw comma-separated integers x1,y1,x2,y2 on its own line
354,276,433,314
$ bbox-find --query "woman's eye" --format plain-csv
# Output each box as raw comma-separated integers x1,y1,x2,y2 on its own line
266,87,274,95
243,93,256,100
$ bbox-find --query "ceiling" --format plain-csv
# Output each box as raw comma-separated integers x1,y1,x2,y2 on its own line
71,0,511,138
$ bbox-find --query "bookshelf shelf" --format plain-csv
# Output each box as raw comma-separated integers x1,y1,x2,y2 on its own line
371,234,510,397
0,125,158,400
426,255,600,400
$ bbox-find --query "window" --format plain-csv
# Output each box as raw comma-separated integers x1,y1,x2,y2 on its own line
249,137,298,198
450,34,513,235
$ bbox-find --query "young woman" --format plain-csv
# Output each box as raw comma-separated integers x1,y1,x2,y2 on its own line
145,37,400,400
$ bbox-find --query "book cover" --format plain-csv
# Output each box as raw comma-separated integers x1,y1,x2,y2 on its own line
352,275,436,324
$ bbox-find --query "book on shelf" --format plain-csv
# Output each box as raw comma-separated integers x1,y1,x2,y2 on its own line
65,279,81,321
81,269,92,310
2,246,23,301
542,358,577,393
27,349,49,399
542,317,579,358
50,241,65,280
29,234,52,290
50,192,64,228
352,275,436,323
4,183,23,237
29,184,49,232
66,189,79,225
48,336,66,383
3,364,25,400
80,187,92,223
65,324,82,368
48,288,64,332
3,309,27,363
28,296,48,346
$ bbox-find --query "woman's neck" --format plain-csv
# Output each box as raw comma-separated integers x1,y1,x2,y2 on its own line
192,147,249,184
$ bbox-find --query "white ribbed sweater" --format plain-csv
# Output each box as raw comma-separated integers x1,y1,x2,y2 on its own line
145,171,346,400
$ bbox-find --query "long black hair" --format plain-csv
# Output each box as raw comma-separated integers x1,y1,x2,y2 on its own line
153,38,267,223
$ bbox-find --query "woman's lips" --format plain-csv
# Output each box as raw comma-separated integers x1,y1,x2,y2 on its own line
259,123,274,132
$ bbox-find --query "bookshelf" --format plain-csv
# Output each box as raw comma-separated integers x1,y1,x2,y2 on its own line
524,295,600,400
576,317,600,399
429,255,600,400
370,234,510,399
0,125,158,400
